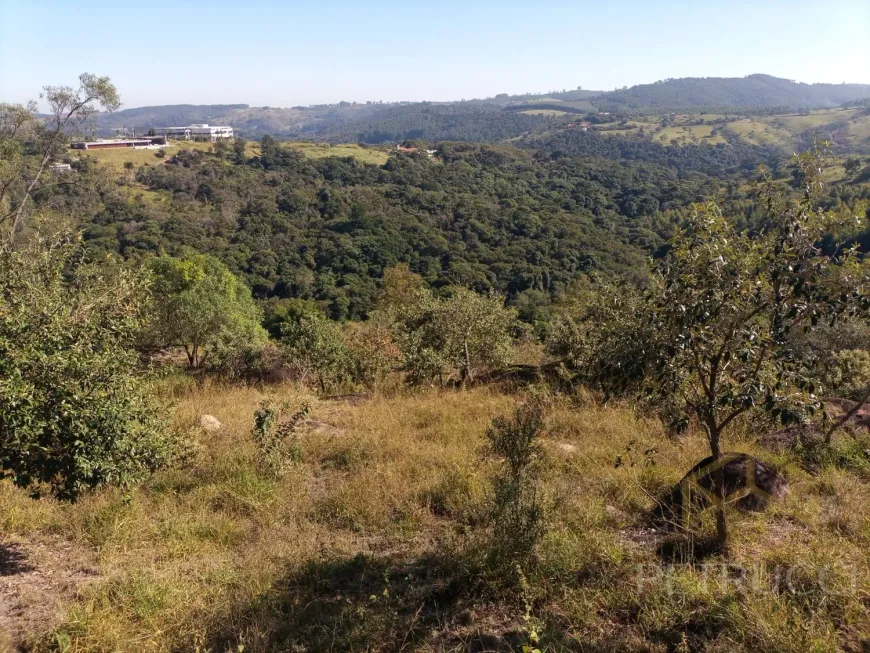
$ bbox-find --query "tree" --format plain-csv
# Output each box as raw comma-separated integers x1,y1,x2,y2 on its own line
636,152,868,545
123,161,135,182
0,73,120,244
844,157,861,175
232,137,247,165
377,263,425,314
145,254,267,368
213,139,229,161
279,310,355,392
394,287,517,385
0,236,179,500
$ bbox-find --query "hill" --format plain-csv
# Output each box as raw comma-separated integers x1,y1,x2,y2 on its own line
596,74,870,110
89,76,870,144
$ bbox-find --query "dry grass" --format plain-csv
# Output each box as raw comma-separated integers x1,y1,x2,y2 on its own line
2,382,870,651
285,142,390,165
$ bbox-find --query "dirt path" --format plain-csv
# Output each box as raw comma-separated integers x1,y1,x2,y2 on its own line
0,537,98,651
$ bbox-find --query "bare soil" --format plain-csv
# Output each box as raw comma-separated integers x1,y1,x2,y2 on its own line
0,537,98,652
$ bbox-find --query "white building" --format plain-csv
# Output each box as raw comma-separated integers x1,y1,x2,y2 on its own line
161,124,234,142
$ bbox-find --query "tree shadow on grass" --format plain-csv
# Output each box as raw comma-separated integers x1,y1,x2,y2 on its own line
208,549,490,652
0,542,33,576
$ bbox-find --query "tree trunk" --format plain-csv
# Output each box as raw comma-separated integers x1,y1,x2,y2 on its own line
463,339,472,386
709,428,728,548
184,345,195,368
825,384,870,444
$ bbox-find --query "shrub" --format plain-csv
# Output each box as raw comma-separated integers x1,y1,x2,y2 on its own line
821,349,870,401
346,315,403,391
279,311,356,393
486,401,547,576
394,287,517,385
0,238,180,500
252,399,310,476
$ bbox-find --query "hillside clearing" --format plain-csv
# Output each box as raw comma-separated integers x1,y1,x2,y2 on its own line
2,382,869,651
284,142,390,165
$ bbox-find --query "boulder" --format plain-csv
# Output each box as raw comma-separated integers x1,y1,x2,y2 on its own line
199,414,222,432
652,453,787,529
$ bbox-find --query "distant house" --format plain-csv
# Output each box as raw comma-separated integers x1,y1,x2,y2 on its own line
49,163,72,172
69,136,166,150
396,144,417,152
162,124,234,142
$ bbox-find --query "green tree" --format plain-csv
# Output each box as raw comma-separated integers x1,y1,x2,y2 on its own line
395,287,517,385
145,254,267,368
279,310,354,392
636,153,868,545
232,137,247,164
0,237,178,500
0,73,120,244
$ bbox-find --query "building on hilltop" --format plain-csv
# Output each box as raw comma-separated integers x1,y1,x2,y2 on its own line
69,136,167,150
161,124,234,142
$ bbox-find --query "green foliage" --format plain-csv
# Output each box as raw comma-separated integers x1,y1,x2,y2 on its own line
2,73,119,243
346,317,403,391
821,349,870,401
643,152,867,450
547,278,650,395
486,402,546,575
252,399,310,477
144,253,267,368
279,310,355,393
393,287,517,385
0,238,179,500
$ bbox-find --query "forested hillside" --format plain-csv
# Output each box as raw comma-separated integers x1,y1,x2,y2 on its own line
60,141,724,320
595,74,870,110
90,75,870,143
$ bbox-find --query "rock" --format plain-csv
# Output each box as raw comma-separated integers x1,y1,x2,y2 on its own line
199,415,222,432
652,452,788,529
823,397,870,432
758,424,825,452
555,442,578,455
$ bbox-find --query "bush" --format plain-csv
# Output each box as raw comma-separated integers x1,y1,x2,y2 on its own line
821,349,870,401
346,315,403,391
394,287,517,385
486,401,547,576
252,399,310,476
279,311,356,393
0,238,181,500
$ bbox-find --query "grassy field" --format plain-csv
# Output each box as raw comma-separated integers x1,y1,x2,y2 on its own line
520,109,569,117
2,379,870,652
284,142,390,165
653,124,727,145
582,108,870,152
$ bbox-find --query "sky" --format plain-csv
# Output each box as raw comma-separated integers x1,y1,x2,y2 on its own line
1,0,868,110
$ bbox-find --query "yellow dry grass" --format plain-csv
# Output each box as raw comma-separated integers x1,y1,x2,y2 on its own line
2,381,869,651
284,142,390,165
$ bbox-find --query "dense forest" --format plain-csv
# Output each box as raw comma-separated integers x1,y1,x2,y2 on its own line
57,140,724,320
42,134,869,327
592,74,870,110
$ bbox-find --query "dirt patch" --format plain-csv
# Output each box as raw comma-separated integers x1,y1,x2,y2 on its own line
0,537,98,651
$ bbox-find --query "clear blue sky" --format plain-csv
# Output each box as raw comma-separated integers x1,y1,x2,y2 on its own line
1,0,868,109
